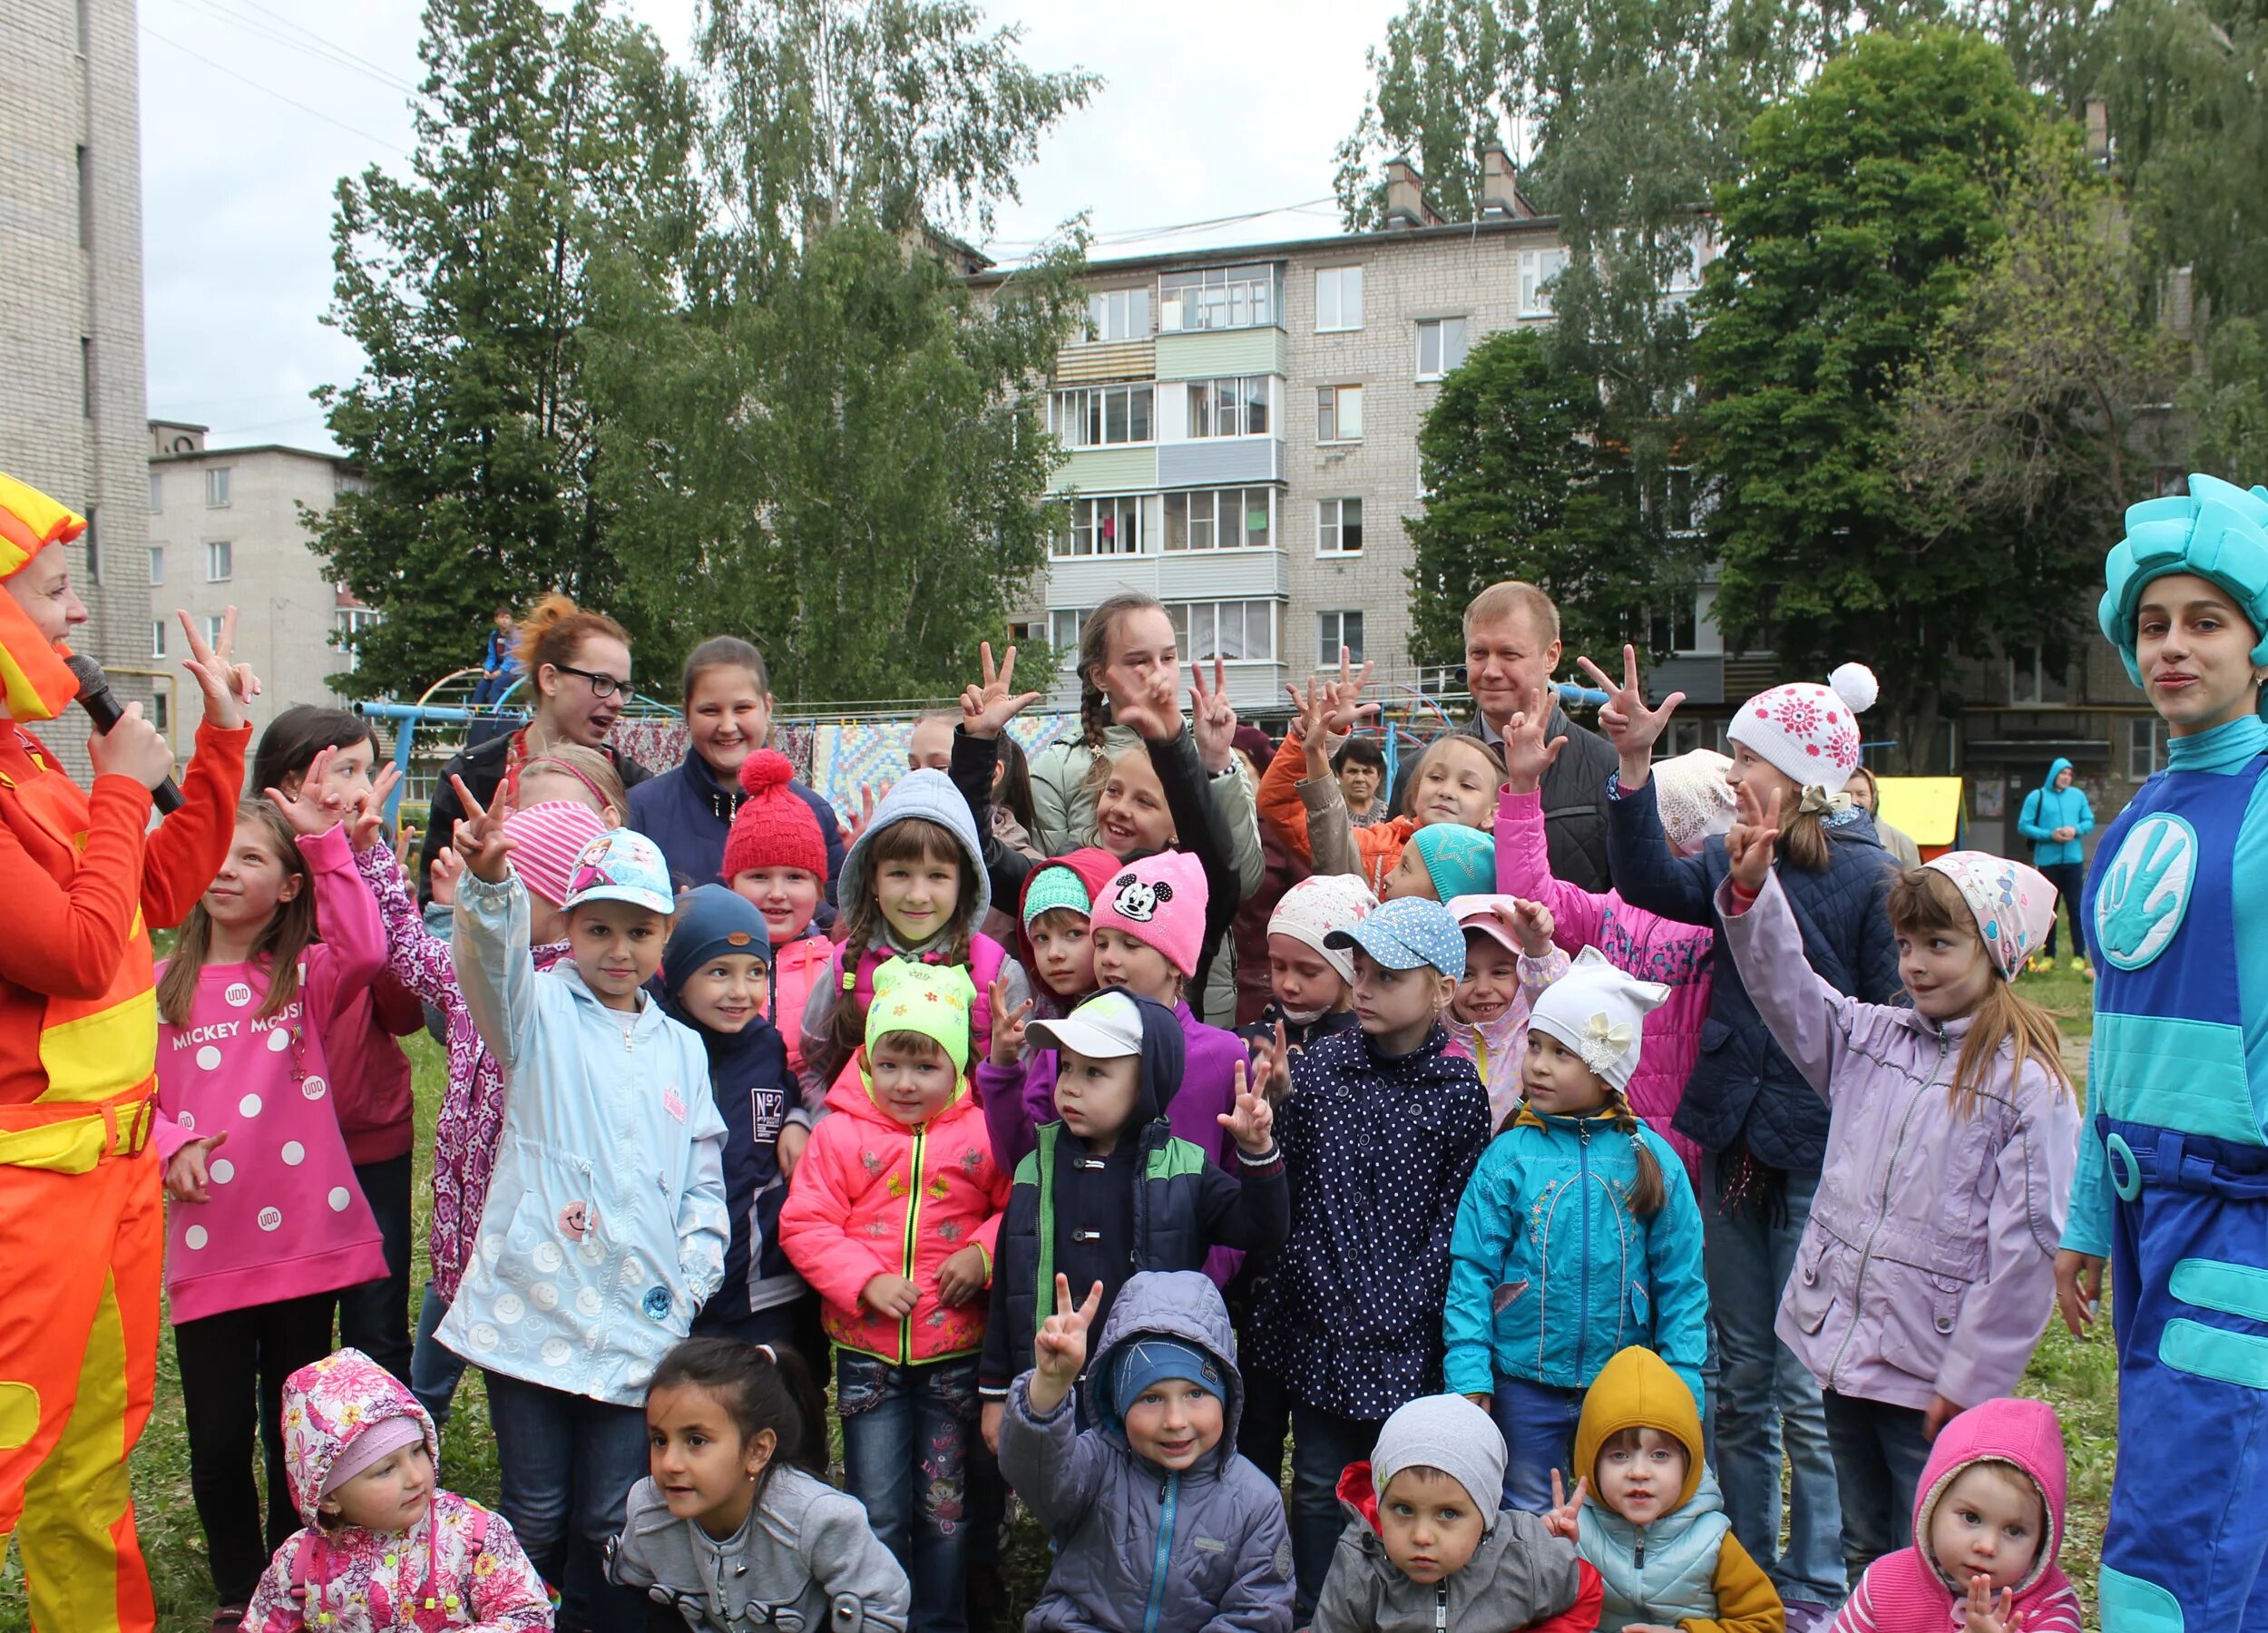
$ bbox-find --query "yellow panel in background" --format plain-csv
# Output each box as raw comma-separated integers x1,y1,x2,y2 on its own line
1877,777,1964,846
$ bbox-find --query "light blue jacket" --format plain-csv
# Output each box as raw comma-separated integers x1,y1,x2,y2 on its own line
437,870,729,1406
1443,1108,1709,1403
2017,758,2095,867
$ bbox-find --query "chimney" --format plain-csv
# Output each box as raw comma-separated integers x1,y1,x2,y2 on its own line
1382,157,1438,230
2085,98,2111,168
1480,144,1530,219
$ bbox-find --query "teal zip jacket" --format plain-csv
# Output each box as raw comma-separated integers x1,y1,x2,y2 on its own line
2017,758,2096,867
1443,1106,1710,1403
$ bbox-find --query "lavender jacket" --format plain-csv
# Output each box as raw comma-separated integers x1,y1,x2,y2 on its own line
1716,873,2079,1412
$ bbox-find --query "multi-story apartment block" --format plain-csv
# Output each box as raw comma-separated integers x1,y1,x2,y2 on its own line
978,152,1616,713
146,420,376,750
1,0,155,766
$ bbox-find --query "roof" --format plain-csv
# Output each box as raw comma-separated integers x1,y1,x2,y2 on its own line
149,443,355,468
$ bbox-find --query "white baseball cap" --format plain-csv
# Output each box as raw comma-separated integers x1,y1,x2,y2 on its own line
1026,990,1145,1061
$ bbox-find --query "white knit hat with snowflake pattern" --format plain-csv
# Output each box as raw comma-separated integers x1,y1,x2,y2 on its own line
1726,663,1878,797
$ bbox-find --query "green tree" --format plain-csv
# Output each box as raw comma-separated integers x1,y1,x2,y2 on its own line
1405,328,1685,666
2184,315,2268,479
1333,0,1519,230
1696,28,2034,769
312,0,695,699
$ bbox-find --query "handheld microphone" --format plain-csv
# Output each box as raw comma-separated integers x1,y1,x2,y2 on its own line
64,653,183,814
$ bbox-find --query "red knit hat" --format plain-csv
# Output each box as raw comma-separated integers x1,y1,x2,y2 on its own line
720,749,828,881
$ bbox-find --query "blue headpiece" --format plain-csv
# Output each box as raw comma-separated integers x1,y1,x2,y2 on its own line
2099,474,2268,685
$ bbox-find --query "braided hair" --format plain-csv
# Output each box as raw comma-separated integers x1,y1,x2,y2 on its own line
1607,1085,1668,1219
824,816,981,1072
1074,592,1167,749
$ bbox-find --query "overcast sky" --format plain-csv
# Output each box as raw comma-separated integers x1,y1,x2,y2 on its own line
139,0,1391,455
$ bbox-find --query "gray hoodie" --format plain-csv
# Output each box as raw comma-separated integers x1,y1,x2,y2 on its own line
1000,1270,1295,1633
607,1463,911,1632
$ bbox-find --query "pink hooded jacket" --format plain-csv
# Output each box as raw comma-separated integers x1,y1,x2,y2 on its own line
247,1347,550,1631
1831,1397,2082,1632
1496,787,1711,1178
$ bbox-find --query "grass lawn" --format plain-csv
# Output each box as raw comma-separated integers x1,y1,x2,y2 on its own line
3,963,2119,1631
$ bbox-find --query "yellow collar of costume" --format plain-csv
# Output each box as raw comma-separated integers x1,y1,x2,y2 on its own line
0,473,88,723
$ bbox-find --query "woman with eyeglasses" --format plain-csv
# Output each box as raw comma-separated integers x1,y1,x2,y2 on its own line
415,593,652,903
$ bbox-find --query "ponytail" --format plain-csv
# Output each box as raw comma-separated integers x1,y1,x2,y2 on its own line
649,1338,826,1501
1075,593,1166,750
1608,1088,1668,1219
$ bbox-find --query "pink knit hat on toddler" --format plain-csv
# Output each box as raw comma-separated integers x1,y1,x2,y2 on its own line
1089,851,1209,977
503,800,609,906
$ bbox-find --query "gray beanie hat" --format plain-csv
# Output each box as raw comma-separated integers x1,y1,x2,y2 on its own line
1372,1393,1507,1514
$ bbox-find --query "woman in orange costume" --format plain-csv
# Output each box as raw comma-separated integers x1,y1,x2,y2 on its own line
0,471,257,1633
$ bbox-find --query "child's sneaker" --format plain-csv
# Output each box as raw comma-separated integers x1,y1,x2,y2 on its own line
2069,956,2089,973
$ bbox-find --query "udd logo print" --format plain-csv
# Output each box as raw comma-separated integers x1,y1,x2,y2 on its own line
2095,814,2198,970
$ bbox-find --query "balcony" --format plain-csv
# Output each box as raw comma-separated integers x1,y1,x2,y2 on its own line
1156,327,1288,382
1048,445,1158,495
1159,437,1286,489
1046,545,1289,608
1054,337,1157,386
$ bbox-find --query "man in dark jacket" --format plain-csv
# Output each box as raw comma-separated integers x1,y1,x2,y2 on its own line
1396,582,1617,892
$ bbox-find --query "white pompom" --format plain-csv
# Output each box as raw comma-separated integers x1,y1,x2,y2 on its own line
1829,661,1879,715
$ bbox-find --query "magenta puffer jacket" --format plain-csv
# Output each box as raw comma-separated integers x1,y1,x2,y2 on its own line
1717,873,2080,1413
1496,787,1712,1180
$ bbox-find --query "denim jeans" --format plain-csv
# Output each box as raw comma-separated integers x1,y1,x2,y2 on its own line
2040,862,2087,960
482,1369,650,1633
410,1283,467,1429
1288,1403,1383,1618
1491,1375,1587,1513
837,1352,978,1633
337,1154,415,1382
1703,1160,1845,1600
1823,1389,1933,1573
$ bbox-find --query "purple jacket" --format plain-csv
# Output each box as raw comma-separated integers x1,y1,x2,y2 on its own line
977,998,1246,1286
1496,787,1713,1180
1716,873,2079,1412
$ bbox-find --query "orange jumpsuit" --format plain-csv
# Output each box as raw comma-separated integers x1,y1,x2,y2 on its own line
0,473,247,1632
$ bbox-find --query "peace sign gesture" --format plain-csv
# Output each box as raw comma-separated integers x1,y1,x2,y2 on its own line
1963,1576,2025,1633
1725,784,1782,895
1246,1019,1293,1105
1217,1057,1276,1155
1500,699,1568,793
1031,1274,1106,1410
348,762,405,855
961,641,1042,741
1190,656,1239,774
264,744,351,838
989,975,1033,1067
1576,643,1685,789
1542,1469,1589,1541
1321,645,1378,738
448,775,519,884
177,607,261,732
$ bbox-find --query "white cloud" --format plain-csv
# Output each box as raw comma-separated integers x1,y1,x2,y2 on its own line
140,0,1387,454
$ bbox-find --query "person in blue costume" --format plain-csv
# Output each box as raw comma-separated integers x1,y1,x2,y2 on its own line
2055,472,2268,1632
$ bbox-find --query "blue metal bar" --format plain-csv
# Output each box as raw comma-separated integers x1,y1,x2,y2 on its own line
351,700,525,825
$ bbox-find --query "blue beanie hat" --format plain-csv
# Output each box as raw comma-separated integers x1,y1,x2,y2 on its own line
1410,824,1496,902
1112,1337,1227,1422
662,884,773,999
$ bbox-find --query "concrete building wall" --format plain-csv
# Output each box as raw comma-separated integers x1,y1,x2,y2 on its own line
0,0,154,771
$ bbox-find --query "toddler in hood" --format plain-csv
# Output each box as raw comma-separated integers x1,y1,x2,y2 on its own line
246,1347,550,1630
1829,1399,2079,1633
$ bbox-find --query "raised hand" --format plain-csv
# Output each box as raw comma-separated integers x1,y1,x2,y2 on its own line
178,607,260,732
860,1273,920,1320
961,641,1042,740
1111,666,1180,743
165,1130,229,1205
1500,700,1568,793
1217,1058,1276,1155
1963,1576,2023,1633
264,744,351,838
1026,1273,1105,1415
428,846,465,908
1542,1469,1589,1541
1246,1020,1293,1106
448,775,519,885
990,976,1032,1067
840,785,877,848
1725,785,1781,895
935,1245,990,1307
349,762,405,855
1190,656,1238,774
1504,897,1556,957
1321,646,1380,738
1576,644,1684,787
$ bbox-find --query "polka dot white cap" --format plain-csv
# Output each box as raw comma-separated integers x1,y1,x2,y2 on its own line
1726,663,1878,797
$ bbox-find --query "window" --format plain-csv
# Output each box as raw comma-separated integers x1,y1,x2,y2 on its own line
1318,497,1364,554
2010,648,2071,706
2127,716,2169,780
1187,376,1270,438
1315,266,1363,331
1165,488,1273,552
1318,610,1364,663
76,144,93,250
1087,288,1150,341
206,467,231,508
1158,265,1274,333
1168,600,1276,662
149,472,162,512
1053,495,1145,558
151,692,168,734
204,614,224,649
334,607,383,673
82,507,99,584
1416,318,1469,379
151,620,166,660
1316,385,1364,444
1649,593,1700,655
80,337,93,417
148,544,164,586
333,471,368,497
1048,385,1154,448
1048,607,1090,661
1519,249,1569,317
206,540,232,582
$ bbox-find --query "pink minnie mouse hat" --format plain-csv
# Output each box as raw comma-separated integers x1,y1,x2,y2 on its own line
1924,851,2058,978
1090,851,1208,978
1727,663,1878,797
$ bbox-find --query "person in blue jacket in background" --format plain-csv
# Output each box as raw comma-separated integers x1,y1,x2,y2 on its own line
2056,473,2268,1633
2016,756,2095,968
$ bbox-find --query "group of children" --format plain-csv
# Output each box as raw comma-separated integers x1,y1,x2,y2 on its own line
148,596,2093,1633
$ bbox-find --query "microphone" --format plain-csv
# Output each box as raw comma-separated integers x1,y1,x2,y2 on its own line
64,653,183,814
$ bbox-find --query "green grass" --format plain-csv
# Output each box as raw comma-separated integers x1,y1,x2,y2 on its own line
3,965,2123,1630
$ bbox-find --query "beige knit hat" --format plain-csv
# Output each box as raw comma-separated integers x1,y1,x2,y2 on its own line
1651,750,1737,856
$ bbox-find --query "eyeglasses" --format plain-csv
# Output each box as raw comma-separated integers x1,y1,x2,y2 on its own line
552,663,628,699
